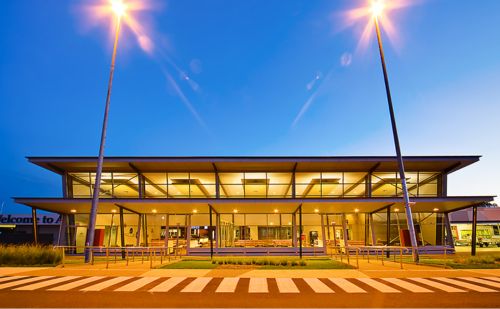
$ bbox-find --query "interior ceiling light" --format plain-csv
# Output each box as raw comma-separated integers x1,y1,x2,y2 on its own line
274,209,278,213
314,209,319,213
152,209,157,213
233,209,238,213
394,208,400,212
111,209,117,213
354,208,359,213
193,209,198,213
433,208,439,212
70,209,77,213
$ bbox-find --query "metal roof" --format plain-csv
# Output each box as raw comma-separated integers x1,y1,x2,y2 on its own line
26,155,481,174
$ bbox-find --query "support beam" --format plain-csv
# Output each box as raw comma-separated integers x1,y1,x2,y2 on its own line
471,205,478,256
164,214,169,249
299,204,303,259
143,215,148,246
444,212,454,247
369,213,377,245
186,215,191,255
386,206,391,258
292,213,297,247
119,207,125,259
31,208,38,245
209,206,213,259
321,214,327,255
57,213,66,246
342,213,349,248
136,214,142,246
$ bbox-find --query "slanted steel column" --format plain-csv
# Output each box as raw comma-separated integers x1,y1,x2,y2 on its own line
369,213,377,245
342,213,349,248
119,207,125,259
143,215,149,247
444,212,454,247
292,212,297,247
471,206,478,256
136,214,142,246
31,208,38,245
57,213,66,246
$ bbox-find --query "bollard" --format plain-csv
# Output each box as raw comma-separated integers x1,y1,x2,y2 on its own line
126,249,129,266
115,248,118,264
91,249,94,265
443,247,447,268
142,249,145,264
61,247,65,268
160,248,163,264
367,248,370,263
346,247,350,264
381,249,384,266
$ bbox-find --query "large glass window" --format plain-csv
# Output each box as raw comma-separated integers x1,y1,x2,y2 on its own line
69,172,139,198
219,172,292,198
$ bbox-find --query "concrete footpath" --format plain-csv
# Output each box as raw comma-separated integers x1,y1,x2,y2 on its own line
1,260,499,278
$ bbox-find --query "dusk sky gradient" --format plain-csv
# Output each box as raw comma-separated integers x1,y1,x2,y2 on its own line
1,0,499,213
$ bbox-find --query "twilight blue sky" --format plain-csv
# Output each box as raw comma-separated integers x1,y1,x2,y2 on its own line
1,0,499,213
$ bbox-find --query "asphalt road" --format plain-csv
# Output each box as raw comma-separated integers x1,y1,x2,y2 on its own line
0,276,498,308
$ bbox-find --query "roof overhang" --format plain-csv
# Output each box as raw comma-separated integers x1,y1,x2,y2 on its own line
14,196,494,215
26,156,481,175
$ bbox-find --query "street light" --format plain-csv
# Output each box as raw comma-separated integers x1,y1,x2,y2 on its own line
370,0,419,262
84,0,126,263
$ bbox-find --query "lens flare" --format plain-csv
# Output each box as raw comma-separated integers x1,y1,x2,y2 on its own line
339,0,417,53
79,0,159,54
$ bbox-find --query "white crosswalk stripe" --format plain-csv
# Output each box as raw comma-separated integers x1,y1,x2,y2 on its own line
480,277,500,283
114,277,159,292
303,278,334,293
181,277,212,292
356,278,401,293
276,278,299,293
433,277,496,292
0,276,27,284
0,276,53,290
149,277,186,292
381,278,433,293
408,278,465,293
459,277,500,289
249,278,268,293
81,276,132,291
328,278,366,293
14,276,80,291
216,277,239,293
49,276,106,291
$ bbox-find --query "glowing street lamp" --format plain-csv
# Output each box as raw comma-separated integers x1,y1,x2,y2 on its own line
370,0,419,262
84,0,126,263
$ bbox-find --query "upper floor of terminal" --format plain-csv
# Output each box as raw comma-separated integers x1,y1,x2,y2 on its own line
26,156,481,199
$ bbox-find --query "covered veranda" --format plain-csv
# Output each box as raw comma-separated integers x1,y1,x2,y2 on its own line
15,196,493,256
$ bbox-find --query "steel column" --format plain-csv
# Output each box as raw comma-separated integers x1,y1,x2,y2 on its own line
209,206,213,259
386,207,390,257
136,214,142,246
342,213,349,248
31,208,38,245
299,204,303,259
119,208,125,259
471,206,478,256
320,214,327,255
374,16,419,262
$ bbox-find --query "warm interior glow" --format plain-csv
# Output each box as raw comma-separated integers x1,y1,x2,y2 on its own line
111,0,127,17
111,209,117,213
433,208,439,212
394,208,400,212
152,209,157,213
274,209,278,213
70,209,77,213
371,0,385,18
314,209,319,213
354,208,360,213
233,209,238,213
192,209,198,213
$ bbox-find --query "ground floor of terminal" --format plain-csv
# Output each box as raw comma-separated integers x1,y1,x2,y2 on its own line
14,197,492,255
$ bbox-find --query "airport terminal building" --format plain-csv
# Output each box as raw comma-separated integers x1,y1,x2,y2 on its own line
14,156,494,255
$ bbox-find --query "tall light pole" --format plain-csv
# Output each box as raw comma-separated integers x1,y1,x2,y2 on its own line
84,0,126,263
371,1,419,262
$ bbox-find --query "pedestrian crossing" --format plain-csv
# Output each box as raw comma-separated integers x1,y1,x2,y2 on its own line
0,275,498,294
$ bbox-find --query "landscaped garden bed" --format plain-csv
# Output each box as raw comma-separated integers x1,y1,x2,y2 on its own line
0,244,62,266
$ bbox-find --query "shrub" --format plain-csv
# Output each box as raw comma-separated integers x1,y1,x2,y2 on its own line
212,260,216,264
291,261,298,266
218,260,223,265
245,260,252,265
299,260,307,266
280,260,288,266
0,245,62,266
237,260,243,265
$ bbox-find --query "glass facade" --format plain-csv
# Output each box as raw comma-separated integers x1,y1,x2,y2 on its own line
68,170,441,199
